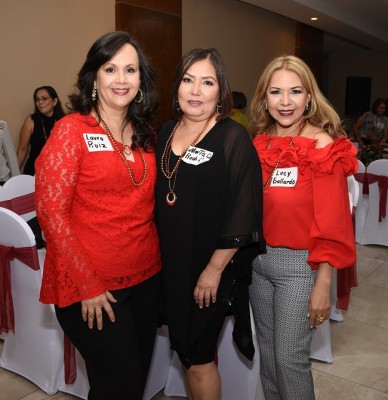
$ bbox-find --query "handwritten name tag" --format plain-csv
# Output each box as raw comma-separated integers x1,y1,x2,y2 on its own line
83,134,114,152
182,146,213,165
270,167,298,187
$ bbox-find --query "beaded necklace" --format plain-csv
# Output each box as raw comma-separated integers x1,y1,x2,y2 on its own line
161,115,214,205
262,120,308,190
96,111,147,187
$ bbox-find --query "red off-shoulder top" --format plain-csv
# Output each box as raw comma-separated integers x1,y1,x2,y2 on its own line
253,135,358,270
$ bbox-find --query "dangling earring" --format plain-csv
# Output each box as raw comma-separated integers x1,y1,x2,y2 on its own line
176,96,181,111
305,103,309,113
265,102,268,111
216,103,222,113
92,82,97,102
135,88,143,103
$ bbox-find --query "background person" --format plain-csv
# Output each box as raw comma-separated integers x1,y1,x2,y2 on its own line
353,97,388,149
17,86,65,175
230,91,249,129
35,31,161,400
249,55,358,400
156,48,265,400
0,120,20,185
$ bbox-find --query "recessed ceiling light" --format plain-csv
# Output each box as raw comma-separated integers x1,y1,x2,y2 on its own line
311,17,318,21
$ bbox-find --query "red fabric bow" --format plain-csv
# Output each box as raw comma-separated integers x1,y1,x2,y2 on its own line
354,172,388,221
0,244,39,333
0,244,76,384
0,192,35,216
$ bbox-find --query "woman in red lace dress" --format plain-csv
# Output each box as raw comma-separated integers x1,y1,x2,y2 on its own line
249,55,358,400
35,32,161,400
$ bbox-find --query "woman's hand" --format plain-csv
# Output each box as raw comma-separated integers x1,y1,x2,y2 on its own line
81,291,117,330
194,266,222,309
308,262,333,328
193,248,238,309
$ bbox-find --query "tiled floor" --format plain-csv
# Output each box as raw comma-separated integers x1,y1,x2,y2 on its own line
1,244,387,400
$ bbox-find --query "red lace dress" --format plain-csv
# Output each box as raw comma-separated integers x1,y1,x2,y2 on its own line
253,135,358,270
35,113,161,307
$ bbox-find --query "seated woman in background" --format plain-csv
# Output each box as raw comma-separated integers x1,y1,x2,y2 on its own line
0,120,20,185
230,91,249,129
17,86,65,175
353,97,388,149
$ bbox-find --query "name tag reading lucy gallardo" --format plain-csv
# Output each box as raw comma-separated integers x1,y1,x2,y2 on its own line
270,167,298,187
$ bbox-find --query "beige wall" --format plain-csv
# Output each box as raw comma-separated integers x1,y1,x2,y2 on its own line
2,0,386,146
327,50,388,119
0,0,115,147
183,0,296,109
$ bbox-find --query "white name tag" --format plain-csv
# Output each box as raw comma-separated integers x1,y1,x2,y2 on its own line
83,134,114,152
270,167,298,187
182,146,213,165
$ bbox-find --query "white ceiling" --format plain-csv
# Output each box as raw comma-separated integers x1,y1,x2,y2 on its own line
240,0,388,52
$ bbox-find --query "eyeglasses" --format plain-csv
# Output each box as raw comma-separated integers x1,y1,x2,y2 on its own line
35,96,51,103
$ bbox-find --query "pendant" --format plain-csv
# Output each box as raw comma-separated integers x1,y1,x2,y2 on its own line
166,191,177,206
123,144,132,156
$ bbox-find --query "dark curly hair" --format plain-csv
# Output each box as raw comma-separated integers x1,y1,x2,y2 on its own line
68,31,158,150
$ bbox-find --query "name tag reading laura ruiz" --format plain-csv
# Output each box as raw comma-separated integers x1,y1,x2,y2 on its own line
271,167,298,187
83,134,114,152
182,146,213,165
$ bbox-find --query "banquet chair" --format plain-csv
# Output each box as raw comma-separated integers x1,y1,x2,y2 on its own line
354,159,367,243
164,313,265,400
0,174,36,221
58,325,173,400
329,175,360,322
359,159,388,246
0,207,64,394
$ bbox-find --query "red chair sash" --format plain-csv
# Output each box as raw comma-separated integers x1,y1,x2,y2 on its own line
354,173,388,222
0,244,39,333
0,192,35,215
0,243,76,384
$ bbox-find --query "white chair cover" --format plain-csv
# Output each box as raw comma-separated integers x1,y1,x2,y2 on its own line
309,320,333,363
359,159,388,246
0,174,36,221
355,160,367,243
329,175,360,322
164,314,265,400
0,207,64,394
58,326,173,400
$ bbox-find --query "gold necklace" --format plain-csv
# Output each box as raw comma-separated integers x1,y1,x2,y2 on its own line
161,115,214,205
97,112,147,187
262,120,308,190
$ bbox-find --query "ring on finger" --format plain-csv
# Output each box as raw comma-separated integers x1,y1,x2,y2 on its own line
88,311,95,318
315,315,324,323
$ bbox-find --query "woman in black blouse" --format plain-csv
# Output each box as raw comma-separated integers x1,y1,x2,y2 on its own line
17,86,65,175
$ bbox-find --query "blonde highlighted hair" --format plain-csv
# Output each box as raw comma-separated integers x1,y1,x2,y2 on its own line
249,55,345,138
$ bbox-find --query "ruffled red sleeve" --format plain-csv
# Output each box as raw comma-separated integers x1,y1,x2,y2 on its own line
307,138,358,269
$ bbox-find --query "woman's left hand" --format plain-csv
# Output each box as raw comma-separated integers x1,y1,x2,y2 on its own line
308,262,333,328
308,283,331,328
81,290,117,330
194,266,222,309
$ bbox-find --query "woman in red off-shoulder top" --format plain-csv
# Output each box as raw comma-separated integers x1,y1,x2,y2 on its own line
248,55,358,400
35,32,161,400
